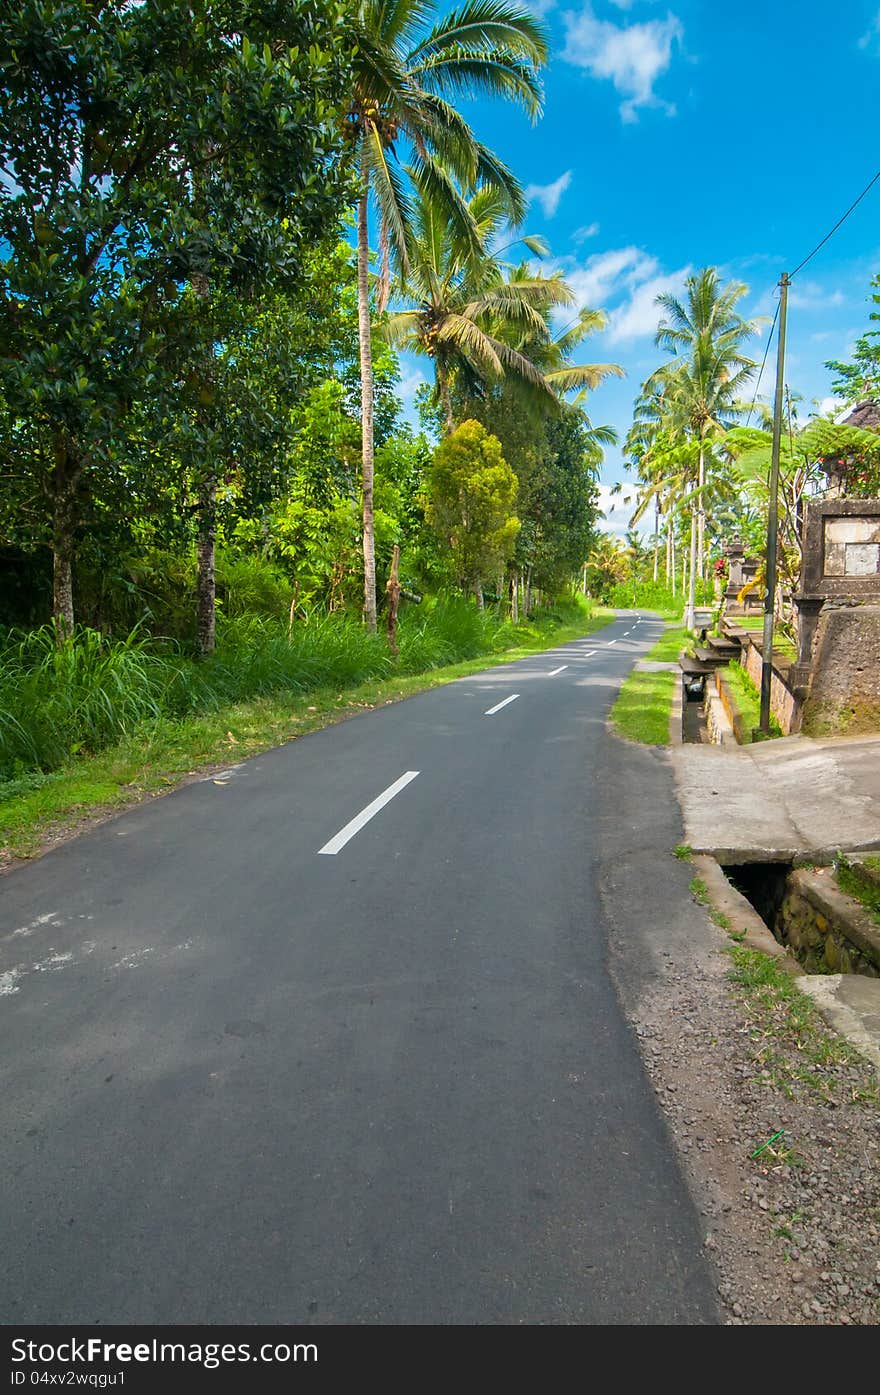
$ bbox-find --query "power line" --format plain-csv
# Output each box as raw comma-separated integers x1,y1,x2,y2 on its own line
790,168,880,280
745,297,780,426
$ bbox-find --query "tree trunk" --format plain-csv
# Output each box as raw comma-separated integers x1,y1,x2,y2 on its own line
653,500,660,582
582,561,588,597
196,474,217,657
670,530,676,596
474,580,484,610
385,544,401,656
524,567,532,618
437,364,455,436
511,572,519,622
356,172,377,633
685,500,697,628
696,441,705,595
52,436,77,639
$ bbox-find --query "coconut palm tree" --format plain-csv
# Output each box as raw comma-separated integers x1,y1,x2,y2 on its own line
646,267,757,626
385,184,579,431
347,1,548,628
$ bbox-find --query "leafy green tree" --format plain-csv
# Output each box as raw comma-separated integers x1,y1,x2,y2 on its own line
585,534,629,602
345,0,548,629
426,418,519,602
0,0,353,637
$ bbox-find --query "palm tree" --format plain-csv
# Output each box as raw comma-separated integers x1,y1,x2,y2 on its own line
385,185,577,431
648,268,757,627
496,280,624,413
347,1,548,628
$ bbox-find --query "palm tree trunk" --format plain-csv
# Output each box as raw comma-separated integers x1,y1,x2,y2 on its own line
356,173,377,633
437,363,455,436
653,499,659,582
696,441,705,598
670,528,676,596
685,498,697,629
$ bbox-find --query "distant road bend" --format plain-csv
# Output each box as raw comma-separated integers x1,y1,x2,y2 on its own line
0,611,717,1324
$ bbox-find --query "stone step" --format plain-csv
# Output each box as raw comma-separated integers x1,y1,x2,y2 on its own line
678,652,714,676
693,646,729,667
706,634,740,654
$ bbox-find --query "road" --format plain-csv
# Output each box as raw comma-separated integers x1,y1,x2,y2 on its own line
0,612,717,1324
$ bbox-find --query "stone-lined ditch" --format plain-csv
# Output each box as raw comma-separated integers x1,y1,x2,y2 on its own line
723,859,880,978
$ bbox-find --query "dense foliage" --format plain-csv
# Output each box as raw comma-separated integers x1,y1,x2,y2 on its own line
0,1,619,790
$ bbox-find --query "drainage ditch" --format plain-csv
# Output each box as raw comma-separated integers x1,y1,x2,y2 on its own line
721,860,880,978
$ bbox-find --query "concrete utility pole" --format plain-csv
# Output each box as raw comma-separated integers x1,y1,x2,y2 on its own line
760,272,790,734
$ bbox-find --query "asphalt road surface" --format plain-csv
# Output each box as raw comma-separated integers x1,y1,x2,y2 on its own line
0,612,717,1324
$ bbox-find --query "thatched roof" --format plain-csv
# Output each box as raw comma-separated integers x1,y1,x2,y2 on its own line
842,401,880,431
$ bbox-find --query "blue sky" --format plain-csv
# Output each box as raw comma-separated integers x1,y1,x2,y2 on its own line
396,0,880,535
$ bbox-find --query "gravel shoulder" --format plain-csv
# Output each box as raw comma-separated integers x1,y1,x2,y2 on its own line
598,726,880,1326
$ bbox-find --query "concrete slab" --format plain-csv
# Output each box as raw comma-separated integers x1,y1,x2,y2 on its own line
671,733,880,862
799,975,880,1072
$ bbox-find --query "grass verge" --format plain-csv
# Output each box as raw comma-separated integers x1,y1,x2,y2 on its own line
723,662,782,741
608,623,688,745
1,607,613,864
725,944,879,1107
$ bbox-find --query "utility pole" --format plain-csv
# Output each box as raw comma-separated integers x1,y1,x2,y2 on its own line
760,272,790,735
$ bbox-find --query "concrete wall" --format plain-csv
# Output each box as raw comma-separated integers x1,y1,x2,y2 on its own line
801,604,880,737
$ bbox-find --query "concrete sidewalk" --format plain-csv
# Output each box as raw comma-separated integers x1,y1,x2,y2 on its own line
671,733,880,862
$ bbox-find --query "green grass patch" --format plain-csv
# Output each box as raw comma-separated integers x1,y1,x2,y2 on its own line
834,853,880,924
723,661,782,741
673,842,692,860
725,944,880,1107
644,626,690,663
1,604,614,862
689,875,710,905
609,669,677,746
608,621,687,745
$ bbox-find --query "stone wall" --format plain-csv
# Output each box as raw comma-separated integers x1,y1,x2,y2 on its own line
801,604,880,736
775,869,880,977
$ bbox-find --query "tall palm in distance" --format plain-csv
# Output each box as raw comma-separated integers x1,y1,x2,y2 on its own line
645,268,757,626
346,0,548,628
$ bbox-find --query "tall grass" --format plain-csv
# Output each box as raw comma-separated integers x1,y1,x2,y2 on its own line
606,579,716,617
0,594,595,781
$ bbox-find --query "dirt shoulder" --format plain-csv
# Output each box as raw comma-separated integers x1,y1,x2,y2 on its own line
598,726,880,1326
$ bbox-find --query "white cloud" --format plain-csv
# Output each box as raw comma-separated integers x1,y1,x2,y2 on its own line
551,243,689,345
524,170,572,219
561,4,683,122
607,265,690,341
788,280,846,311
560,245,658,308
573,221,601,243
596,483,635,537
859,9,880,52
